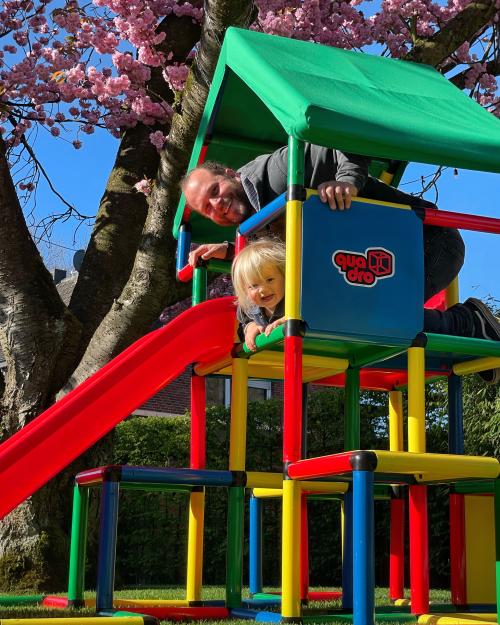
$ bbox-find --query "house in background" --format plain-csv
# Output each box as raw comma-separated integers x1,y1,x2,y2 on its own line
0,269,282,418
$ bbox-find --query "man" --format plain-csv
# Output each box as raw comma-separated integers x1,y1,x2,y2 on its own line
182,144,500,383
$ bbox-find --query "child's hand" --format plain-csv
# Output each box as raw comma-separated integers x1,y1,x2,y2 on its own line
244,322,264,351
264,316,286,336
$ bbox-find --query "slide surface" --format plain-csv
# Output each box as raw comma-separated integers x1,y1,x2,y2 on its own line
0,297,237,519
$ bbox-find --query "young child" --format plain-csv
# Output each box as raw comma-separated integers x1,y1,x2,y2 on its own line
232,239,286,351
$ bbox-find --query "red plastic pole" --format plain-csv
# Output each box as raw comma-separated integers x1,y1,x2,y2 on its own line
283,336,302,464
190,375,206,469
389,497,405,601
300,494,309,601
409,485,429,614
235,233,247,255
423,208,500,234
288,452,354,480
178,264,194,283
450,493,466,606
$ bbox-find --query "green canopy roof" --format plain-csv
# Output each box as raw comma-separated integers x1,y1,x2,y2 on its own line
175,27,500,242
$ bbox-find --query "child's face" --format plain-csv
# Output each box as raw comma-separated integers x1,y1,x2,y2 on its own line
246,264,285,313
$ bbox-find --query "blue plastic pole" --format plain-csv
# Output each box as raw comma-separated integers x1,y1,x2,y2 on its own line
342,488,353,610
353,470,375,625
96,480,120,612
448,374,464,454
176,224,192,274
249,495,263,596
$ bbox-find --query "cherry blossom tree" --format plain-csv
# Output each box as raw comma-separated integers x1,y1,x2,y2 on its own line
0,0,498,588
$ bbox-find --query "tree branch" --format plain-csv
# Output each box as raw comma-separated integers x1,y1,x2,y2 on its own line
405,0,498,66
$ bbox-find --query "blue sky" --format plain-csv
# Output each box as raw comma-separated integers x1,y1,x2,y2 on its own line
29,127,499,303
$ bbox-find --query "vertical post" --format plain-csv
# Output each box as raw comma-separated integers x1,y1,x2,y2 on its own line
67,484,89,607
249,494,263,596
407,346,429,615
235,232,247,255
301,384,309,602
345,368,360,451
342,367,360,609
226,357,248,609
448,373,465,607
96,480,120,613
494,479,500,622
176,224,192,273
300,494,309,603
450,492,466,606
187,374,206,603
448,374,464,455
353,470,375,625
192,266,207,306
282,135,304,620
342,490,353,610
389,390,405,601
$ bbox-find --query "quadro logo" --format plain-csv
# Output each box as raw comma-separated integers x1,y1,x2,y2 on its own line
332,247,395,287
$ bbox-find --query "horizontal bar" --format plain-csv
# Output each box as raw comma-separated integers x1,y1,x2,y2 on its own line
207,259,232,273
425,333,500,357
238,193,287,236
120,466,234,487
289,450,500,481
177,264,193,283
453,356,500,376
246,471,282,489
194,355,233,377
424,207,500,234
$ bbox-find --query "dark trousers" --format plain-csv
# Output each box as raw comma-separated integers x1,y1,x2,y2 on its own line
364,177,467,335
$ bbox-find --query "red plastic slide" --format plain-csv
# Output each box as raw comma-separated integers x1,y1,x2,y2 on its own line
0,297,237,520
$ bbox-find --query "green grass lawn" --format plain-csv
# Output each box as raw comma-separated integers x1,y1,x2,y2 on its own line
0,586,467,625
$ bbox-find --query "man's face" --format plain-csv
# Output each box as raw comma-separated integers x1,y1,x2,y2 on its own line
183,168,253,227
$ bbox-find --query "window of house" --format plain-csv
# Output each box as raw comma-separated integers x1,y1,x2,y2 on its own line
206,377,272,408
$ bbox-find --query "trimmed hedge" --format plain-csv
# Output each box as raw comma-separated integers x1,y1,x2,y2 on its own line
107,383,480,589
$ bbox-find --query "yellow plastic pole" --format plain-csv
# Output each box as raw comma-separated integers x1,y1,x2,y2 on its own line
389,391,404,452
186,490,205,602
408,347,426,453
445,277,460,308
453,356,500,377
285,199,302,319
229,358,249,471
281,479,301,617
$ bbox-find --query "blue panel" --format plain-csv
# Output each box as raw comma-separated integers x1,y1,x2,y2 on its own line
301,197,424,343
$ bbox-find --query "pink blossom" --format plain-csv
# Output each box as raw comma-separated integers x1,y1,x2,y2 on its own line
50,126,60,136
72,140,82,149
149,130,166,151
134,178,152,195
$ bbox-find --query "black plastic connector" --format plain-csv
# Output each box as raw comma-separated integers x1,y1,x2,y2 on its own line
411,333,428,348
102,465,123,482
286,184,307,202
350,450,378,472
231,470,247,487
284,319,306,337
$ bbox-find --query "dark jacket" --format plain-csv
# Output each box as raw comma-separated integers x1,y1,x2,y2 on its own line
237,298,285,342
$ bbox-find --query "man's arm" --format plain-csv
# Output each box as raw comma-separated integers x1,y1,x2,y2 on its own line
188,241,233,266
313,146,369,210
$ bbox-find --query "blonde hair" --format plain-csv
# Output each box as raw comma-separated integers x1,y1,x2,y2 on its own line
232,239,286,314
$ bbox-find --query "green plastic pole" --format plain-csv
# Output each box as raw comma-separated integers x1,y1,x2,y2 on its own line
207,259,232,274
426,333,500,356
67,484,89,606
287,136,305,186
192,266,207,306
226,486,245,608
494,479,500,621
344,368,360,451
